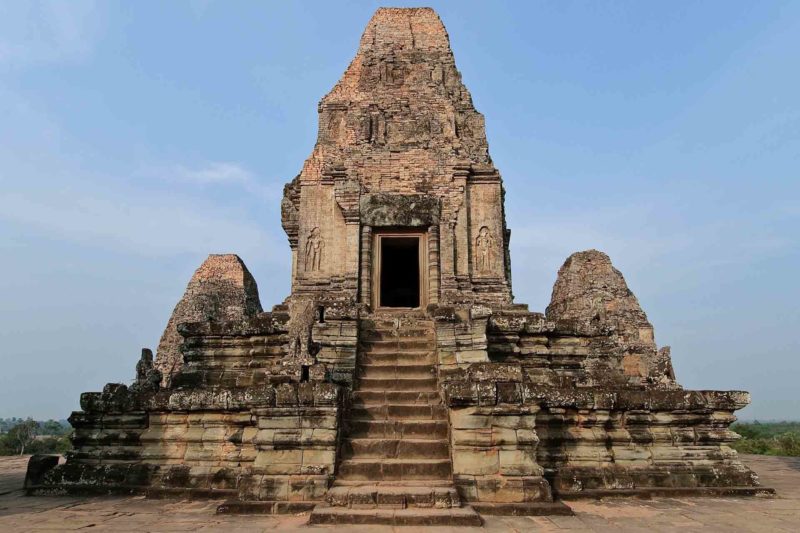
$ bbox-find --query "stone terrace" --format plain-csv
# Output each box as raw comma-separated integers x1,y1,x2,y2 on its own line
31,8,765,518
2,454,797,531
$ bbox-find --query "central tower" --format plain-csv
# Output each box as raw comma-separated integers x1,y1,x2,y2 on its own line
282,7,512,310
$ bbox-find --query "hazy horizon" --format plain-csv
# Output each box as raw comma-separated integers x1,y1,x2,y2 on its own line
1,1,798,421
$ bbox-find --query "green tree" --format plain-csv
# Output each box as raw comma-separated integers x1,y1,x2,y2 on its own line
7,419,38,455
40,419,68,436
775,432,800,456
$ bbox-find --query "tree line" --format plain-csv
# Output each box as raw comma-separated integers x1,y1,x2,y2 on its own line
0,418,72,456
730,421,800,456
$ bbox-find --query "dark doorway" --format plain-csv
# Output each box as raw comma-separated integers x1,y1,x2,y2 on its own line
380,237,420,308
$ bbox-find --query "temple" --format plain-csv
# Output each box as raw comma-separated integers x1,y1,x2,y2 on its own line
27,8,770,526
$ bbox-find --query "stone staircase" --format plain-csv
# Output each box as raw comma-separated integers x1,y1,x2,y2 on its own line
309,317,482,526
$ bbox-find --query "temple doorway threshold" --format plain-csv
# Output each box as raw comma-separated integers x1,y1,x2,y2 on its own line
373,231,428,311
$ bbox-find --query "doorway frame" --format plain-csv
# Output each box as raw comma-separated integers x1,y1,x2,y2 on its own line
372,229,428,311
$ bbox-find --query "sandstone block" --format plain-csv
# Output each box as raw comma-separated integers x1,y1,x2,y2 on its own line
201,427,228,443
456,350,489,363
255,450,303,475
499,449,542,476
302,449,336,468
449,408,491,429
452,428,492,447
257,415,301,429
453,448,499,476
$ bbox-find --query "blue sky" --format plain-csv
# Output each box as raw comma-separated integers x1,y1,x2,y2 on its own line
0,1,798,420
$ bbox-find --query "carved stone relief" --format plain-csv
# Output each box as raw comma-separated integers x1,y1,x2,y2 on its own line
305,227,325,272
475,226,494,274
431,64,444,84
360,105,386,145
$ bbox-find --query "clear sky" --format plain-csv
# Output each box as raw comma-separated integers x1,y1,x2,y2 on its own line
1,1,798,421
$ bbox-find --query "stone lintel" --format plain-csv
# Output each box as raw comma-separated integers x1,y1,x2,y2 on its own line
360,193,439,227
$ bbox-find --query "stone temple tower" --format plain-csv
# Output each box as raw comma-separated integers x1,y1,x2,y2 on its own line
28,8,770,526
282,7,512,309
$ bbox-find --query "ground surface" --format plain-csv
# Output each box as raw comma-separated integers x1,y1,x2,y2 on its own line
0,455,797,531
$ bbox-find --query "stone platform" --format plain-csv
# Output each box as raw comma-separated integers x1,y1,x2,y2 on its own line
2,455,796,531
23,6,772,522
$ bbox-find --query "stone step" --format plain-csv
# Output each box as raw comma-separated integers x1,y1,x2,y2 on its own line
216,500,317,515
358,364,435,379
332,479,454,487
334,479,455,487
361,335,431,344
325,484,460,509
348,404,447,421
345,419,449,439
357,377,437,392
362,318,433,330
471,501,575,516
342,438,450,460
361,328,433,341
353,390,441,405
309,505,482,526
337,458,452,481
363,317,433,326
360,339,434,352
361,351,435,365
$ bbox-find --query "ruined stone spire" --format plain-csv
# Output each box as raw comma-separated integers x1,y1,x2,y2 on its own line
546,250,679,386
546,250,655,346
155,254,262,385
301,7,491,188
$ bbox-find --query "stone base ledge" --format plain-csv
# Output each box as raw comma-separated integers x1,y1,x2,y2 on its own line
471,501,574,516
556,486,776,499
216,500,317,514
145,487,238,500
26,484,144,497
308,504,483,526
453,474,553,503
446,383,751,411
549,462,762,492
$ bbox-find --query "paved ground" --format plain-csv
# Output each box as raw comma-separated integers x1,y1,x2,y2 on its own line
0,454,797,531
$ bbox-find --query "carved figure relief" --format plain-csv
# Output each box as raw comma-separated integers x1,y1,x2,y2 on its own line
325,108,345,139
475,226,494,273
380,61,397,85
359,105,386,145
287,296,317,363
431,64,444,84
281,184,300,244
304,227,325,272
